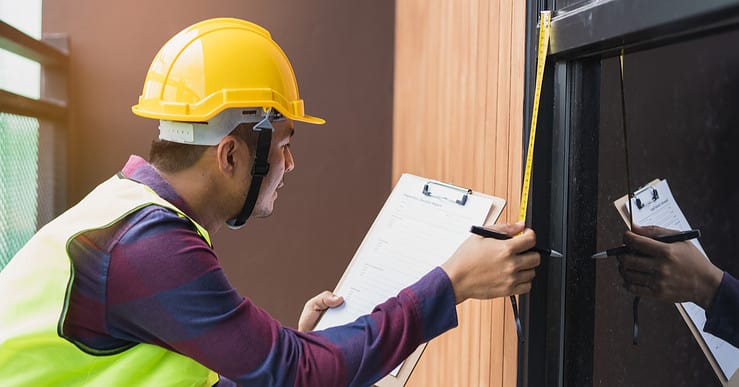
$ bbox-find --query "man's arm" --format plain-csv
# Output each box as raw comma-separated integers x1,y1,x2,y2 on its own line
103,211,538,386
104,209,456,386
703,272,739,348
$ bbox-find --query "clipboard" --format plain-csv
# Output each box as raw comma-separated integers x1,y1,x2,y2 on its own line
614,178,739,386
314,173,506,386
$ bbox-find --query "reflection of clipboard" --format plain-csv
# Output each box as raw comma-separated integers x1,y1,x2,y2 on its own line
615,178,739,386
314,173,505,386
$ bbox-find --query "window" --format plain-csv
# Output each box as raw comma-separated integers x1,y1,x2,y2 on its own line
1,0,66,269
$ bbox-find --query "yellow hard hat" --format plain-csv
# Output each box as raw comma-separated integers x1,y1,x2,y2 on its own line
132,18,324,125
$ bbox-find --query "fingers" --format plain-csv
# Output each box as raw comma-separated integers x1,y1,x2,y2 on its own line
324,293,344,308
506,228,537,253
511,282,533,295
298,291,344,332
306,291,344,311
632,224,678,238
618,253,655,273
619,258,658,297
506,259,539,296
619,266,653,287
516,251,541,271
488,222,525,236
514,267,537,285
624,230,668,258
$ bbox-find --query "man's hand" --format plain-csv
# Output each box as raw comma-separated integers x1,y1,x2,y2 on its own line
440,222,540,304
297,291,344,332
619,225,723,310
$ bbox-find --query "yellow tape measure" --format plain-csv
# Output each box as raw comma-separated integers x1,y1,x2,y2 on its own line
518,11,552,223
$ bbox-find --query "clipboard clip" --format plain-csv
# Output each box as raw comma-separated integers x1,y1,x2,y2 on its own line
632,183,660,210
422,181,472,206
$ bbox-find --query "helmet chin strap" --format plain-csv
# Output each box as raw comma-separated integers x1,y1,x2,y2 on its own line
225,113,275,229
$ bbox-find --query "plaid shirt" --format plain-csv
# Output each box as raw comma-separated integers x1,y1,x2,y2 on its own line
62,155,458,386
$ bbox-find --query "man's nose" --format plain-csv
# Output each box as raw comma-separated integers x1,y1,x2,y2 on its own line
284,147,295,173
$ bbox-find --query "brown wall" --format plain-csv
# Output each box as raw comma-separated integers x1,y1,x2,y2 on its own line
43,0,395,327
394,1,525,386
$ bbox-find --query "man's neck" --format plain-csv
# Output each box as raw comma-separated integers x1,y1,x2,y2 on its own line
154,166,226,234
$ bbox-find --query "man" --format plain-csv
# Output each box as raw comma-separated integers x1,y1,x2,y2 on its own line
0,18,540,386
620,225,738,348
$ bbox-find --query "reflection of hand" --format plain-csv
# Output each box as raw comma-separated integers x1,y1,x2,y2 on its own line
441,223,540,304
298,291,344,332
619,225,723,310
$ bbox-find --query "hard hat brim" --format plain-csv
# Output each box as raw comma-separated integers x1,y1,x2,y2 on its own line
293,114,325,125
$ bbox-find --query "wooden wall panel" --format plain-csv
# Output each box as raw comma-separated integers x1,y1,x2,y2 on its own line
393,1,526,386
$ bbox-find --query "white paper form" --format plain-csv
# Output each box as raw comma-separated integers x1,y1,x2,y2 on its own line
316,174,499,329
619,179,739,382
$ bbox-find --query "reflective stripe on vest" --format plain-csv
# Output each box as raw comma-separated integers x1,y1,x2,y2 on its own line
0,174,219,386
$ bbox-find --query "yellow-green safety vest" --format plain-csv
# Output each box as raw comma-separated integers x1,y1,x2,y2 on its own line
0,174,220,386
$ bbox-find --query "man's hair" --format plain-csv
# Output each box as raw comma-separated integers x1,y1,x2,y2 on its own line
149,123,259,173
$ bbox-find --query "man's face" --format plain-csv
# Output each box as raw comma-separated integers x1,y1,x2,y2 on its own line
250,119,295,218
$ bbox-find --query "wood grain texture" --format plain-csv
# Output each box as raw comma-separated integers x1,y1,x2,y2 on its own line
393,0,526,385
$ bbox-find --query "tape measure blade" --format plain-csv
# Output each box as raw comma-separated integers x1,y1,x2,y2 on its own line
518,11,551,223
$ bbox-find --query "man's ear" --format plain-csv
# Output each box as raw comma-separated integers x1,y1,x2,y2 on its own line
216,136,238,175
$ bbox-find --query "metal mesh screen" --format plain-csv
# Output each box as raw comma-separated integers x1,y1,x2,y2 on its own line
0,113,39,270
